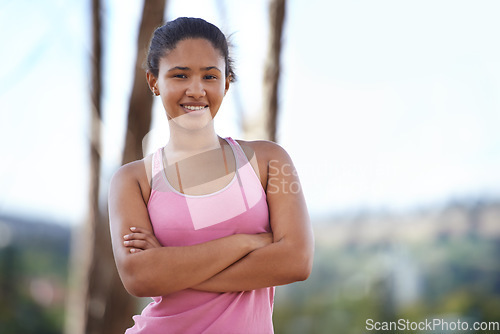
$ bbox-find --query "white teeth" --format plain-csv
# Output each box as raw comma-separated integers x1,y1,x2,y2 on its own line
183,105,206,111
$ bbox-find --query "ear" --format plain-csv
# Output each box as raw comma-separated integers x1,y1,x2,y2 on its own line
224,75,231,96
146,71,158,95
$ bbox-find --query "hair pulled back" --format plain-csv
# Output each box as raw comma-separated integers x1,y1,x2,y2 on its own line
146,17,235,81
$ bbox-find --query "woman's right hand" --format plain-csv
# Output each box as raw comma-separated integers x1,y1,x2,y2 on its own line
123,226,162,253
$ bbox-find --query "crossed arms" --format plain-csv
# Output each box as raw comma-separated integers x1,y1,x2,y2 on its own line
108,141,314,297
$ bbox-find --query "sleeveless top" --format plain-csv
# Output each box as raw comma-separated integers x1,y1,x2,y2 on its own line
125,137,274,334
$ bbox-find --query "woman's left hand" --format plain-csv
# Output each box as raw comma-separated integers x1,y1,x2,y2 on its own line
123,227,162,253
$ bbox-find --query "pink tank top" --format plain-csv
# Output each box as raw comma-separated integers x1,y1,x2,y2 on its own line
125,137,274,334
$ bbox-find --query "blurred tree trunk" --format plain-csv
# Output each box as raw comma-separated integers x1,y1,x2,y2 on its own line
262,0,286,142
65,1,166,334
122,0,167,164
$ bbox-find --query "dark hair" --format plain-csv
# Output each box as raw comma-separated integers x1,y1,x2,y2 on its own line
146,17,236,81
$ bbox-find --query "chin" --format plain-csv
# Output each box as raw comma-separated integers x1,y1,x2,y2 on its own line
170,110,214,131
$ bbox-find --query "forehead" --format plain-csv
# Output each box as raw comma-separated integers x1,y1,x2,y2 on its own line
160,38,225,68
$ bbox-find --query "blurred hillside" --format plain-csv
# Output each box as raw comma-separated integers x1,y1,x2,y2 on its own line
0,215,70,334
274,199,500,333
314,199,500,247
1,198,499,333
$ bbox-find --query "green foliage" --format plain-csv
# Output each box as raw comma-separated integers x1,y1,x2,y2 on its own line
273,236,500,334
0,220,70,334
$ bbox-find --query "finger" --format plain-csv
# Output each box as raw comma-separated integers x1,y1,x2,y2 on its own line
124,232,145,241
125,230,162,248
130,226,153,235
123,239,150,249
124,233,159,248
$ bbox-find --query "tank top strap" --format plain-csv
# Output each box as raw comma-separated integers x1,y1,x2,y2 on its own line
225,137,249,166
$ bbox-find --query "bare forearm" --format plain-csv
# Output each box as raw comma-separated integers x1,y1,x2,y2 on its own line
192,239,313,293
122,234,258,297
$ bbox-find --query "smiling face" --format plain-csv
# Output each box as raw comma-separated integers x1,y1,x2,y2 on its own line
147,38,230,130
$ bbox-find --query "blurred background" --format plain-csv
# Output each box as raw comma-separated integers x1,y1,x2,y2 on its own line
1,0,500,333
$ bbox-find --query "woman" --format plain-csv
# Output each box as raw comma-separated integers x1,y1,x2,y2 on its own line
108,17,314,333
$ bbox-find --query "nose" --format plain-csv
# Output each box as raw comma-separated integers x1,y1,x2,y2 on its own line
186,78,206,98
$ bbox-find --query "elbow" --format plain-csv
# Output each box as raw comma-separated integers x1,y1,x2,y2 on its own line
297,265,313,282
277,237,314,283
125,280,167,298
121,263,148,297
295,237,315,282
287,246,314,283
123,283,143,298
120,256,157,298
293,253,314,282
123,278,150,298
120,254,177,297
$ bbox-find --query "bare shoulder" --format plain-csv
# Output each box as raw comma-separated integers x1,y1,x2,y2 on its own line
111,155,151,183
235,139,291,163
109,154,153,203
234,139,294,190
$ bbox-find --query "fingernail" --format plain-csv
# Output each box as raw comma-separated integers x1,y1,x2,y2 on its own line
123,234,129,240
130,227,137,231
124,241,130,246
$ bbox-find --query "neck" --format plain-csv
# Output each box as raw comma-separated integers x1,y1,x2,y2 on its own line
165,119,221,162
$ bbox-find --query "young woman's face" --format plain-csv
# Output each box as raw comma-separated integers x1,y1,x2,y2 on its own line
151,38,230,130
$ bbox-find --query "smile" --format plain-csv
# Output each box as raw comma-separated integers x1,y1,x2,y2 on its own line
182,105,208,111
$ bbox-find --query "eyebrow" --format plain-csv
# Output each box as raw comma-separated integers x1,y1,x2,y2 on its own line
202,66,222,73
168,66,189,72
167,66,222,73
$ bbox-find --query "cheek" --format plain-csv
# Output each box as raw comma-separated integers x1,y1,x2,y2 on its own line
210,84,226,99
161,85,182,101
159,90,180,116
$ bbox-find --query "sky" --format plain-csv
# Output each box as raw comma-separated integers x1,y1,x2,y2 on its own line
1,0,500,225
